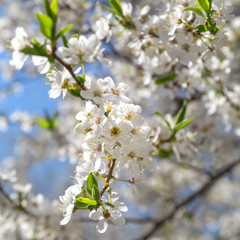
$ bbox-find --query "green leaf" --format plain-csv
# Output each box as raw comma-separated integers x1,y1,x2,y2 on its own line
75,201,87,208
50,0,58,22
76,197,98,206
36,12,53,39
197,0,211,16
62,36,68,47
104,202,115,208
86,173,98,196
208,0,212,11
165,120,172,130
175,116,194,131
43,0,58,39
209,23,219,35
196,24,208,32
175,100,188,125
21,47,45,56
20,38,54,64
109,0,123,17
155,111,172,130
92,184,100,203
44,0,52,19
155,72,177,85
158,148,173,158
100,3,115,15
183,7,204,17
35,112,58,130
36,118,51,129
88,205,96,211
56,24,72,39
155,111,163,117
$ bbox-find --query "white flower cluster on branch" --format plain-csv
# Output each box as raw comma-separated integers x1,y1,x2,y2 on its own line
2,0,240,238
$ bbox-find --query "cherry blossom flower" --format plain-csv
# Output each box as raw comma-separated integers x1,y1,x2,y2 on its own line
89,192,127,233
10,27,29,70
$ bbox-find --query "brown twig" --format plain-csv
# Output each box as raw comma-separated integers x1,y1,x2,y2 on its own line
51,46,85,89
100,159,116,196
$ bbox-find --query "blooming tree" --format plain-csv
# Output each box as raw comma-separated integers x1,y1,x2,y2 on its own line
0,0,240,239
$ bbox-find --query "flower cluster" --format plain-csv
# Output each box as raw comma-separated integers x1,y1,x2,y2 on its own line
58,75,153,232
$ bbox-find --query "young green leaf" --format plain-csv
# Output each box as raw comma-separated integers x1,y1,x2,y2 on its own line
209,23,219,35
155,72,177,85
56,24,72,39
86,172,98,196
183,7,204,17
100,3,115,15
35,118,51,130
62,36,68,47
36,12,53,39
175,100,188,125
155,111,163,117
20,38,54,64
75,197,98,206
20,47,46,56
88,205,96,211
196,24,208,32
165,120,172,130
75,201,87,208
109,0,124,17
175,116,194,131
44,0,52,19
197,0,211,16
92,184,100,203
50,0,58,22
35,113,58,130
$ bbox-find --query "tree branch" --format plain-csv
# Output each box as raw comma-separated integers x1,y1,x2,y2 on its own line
138,158,240,240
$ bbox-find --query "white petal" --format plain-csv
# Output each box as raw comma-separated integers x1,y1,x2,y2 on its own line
96,219,108,233
114,201,128,212
110,211,125,226
10,51,28,70
60,214,71,225
48,87,61,99
117,82,129,93
111,192,119,202
140,5,150,16
89,210,102,220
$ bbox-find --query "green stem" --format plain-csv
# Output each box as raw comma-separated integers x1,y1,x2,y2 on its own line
112,177,132,183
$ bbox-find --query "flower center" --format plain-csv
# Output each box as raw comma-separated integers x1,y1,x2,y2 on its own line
94,89,101,97
112,89,119,96
125,113,132,120
111,126,120,136
102,209,111,219
128,152,136,158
